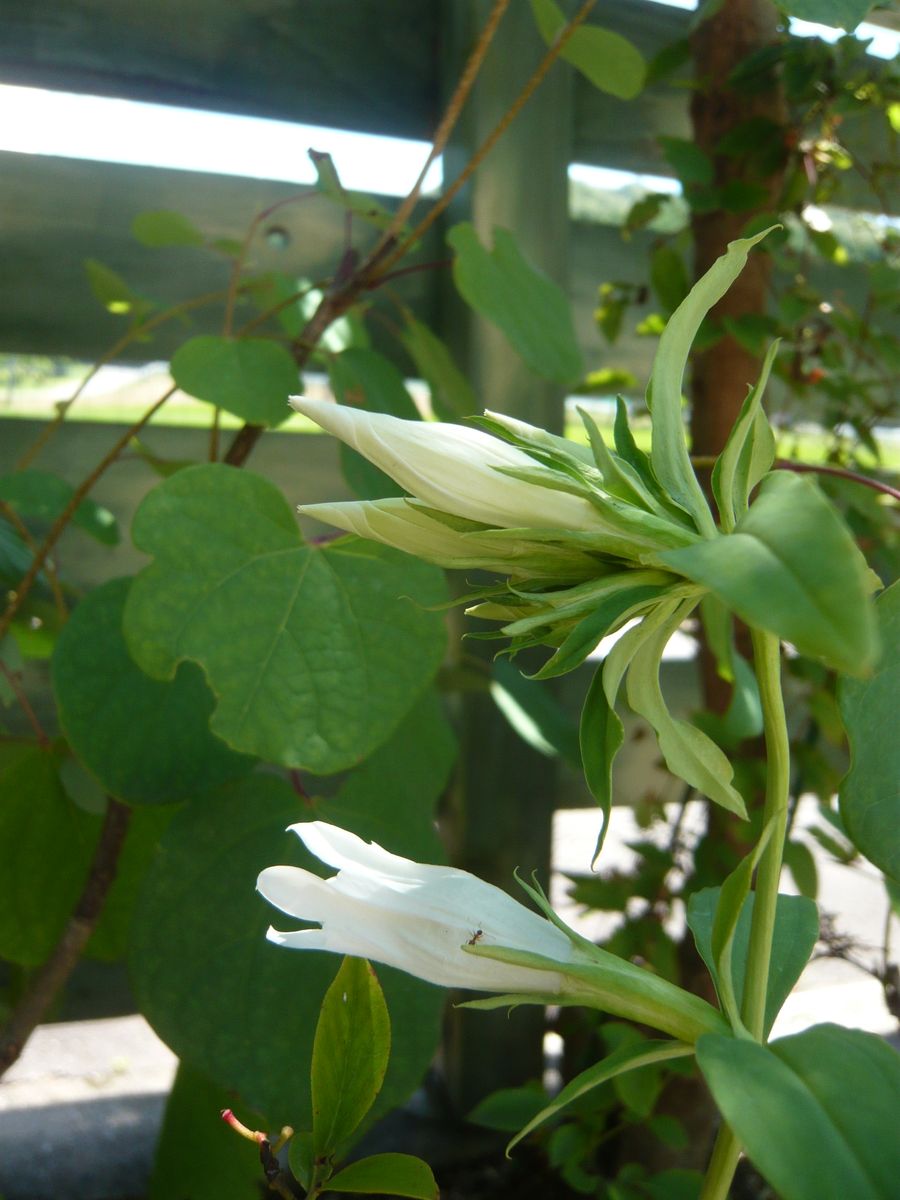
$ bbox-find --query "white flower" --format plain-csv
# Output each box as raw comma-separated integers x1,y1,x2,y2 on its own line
257,821,575,993
290,396,604,533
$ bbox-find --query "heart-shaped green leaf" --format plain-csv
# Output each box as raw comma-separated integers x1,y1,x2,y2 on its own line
170,336,298,426
54,578,254,805
124,465,447,773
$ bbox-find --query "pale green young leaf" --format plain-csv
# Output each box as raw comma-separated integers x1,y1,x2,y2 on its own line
310,149,401,232
648,229,774,535
170,336,298,426
326,1153,439,1198
312,957,391,1156
580,665,624,865
132,210,204,248
625,601,748,818
448,222,583,385
124,465,447,772
662,471,880,676
697,1025,900,1200
577,406,670,515
507,1039,693,1153
838,580,900,881
712,339,779,531
529,0,645,100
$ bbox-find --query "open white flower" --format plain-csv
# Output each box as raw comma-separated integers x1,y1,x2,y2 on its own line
258,821,575,993
290,395,604,533
259,822,728,1043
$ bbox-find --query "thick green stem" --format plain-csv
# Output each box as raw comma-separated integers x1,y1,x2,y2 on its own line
742,628,791,1039
700,629,791,1199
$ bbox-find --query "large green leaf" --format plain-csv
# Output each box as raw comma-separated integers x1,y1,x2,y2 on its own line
530,0,645,100
662,471,879,676
648,230,772,536
0,742,98,965
839,580,900,881
170,336,298,426
312,957,391,1156
149,1064,264,1200
697,1025,900,1200
130,772,445,1127
448,223,583,385
687,889,818,1035
124,465,447,773
54,578,254,805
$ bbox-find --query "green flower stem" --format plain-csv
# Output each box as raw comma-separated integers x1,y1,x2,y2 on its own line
700,1126,742,1200
742,628,791,1040
700,629,791,1200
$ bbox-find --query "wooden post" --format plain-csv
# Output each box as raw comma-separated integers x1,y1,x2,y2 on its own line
437,0,574,1110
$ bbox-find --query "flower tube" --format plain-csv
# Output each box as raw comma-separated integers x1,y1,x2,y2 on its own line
289,396,605,532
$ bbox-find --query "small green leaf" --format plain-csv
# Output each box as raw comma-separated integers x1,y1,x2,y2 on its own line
839,580,900,881
711,340,778,532
663,471,879,676
310,150,401,232
132,210,204,248
312,957,391,1155
625,600,747,819
170,336,298,426
468,1082,548,1132
659,137,714,186
327,1153,439,1198
508,1039,693,1153
650,244,690,316
687,889,819,1035
84,258,148,316
580,664,624,865
781,0,872,30
530,0,645,100
0,469,119,545
124,466,447,772
401,316,477,420
53,578,254,805
649,230,774,536
784,840,819,899
448,223,583,385
697,1025,900,1200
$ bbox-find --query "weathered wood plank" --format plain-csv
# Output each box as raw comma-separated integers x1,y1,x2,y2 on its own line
0,150,440,362
0,0,439,140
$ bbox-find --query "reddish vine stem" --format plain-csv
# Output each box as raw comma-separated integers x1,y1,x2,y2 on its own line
774,458,900,503
0,662,50,748
0,387,176,644
0,798,132,1077
0,498,67,620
